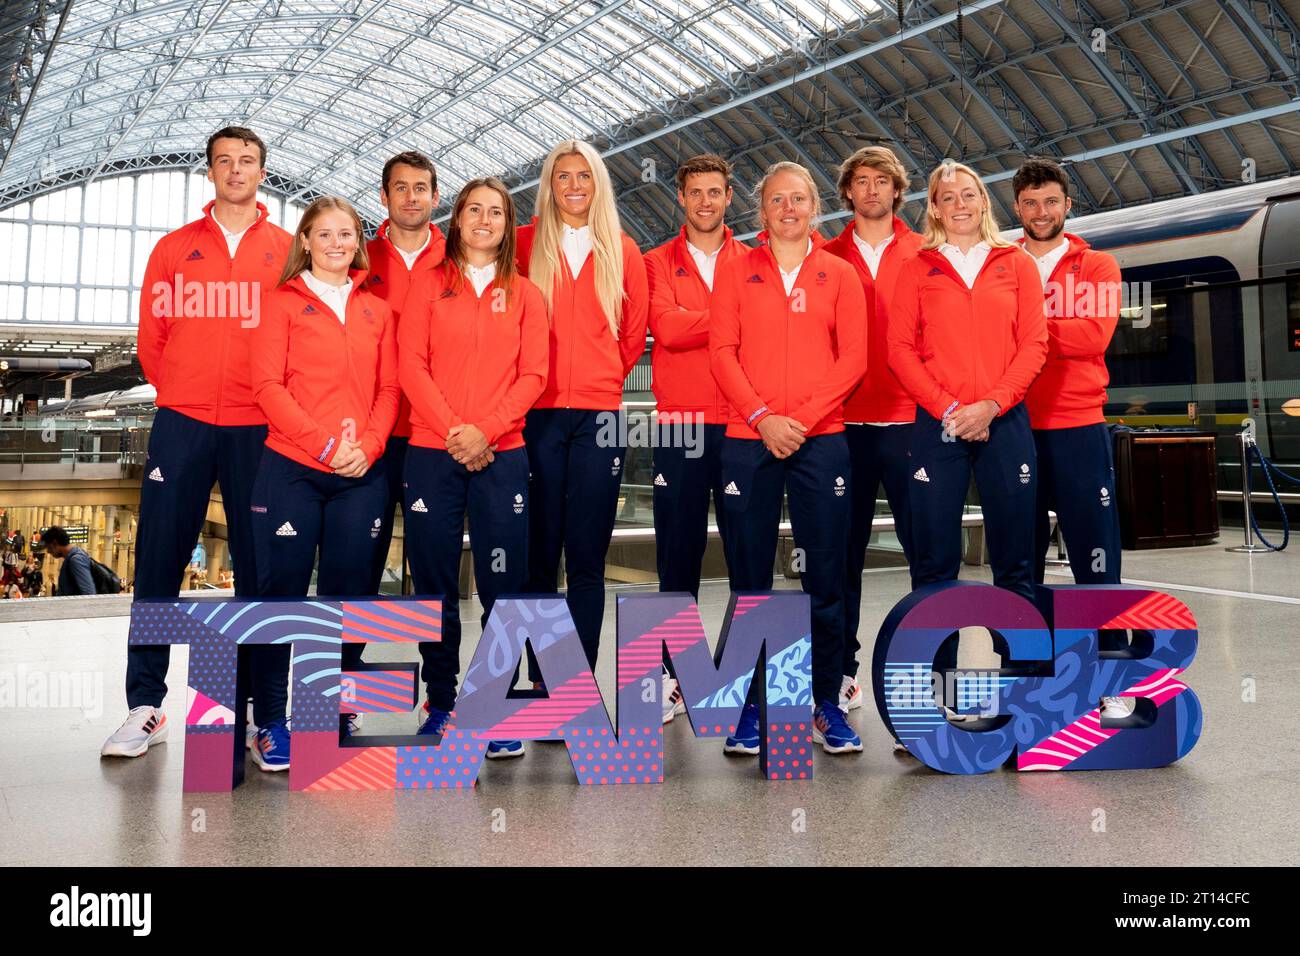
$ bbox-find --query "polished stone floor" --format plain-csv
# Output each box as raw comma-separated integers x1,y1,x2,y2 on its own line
0,537,1296,866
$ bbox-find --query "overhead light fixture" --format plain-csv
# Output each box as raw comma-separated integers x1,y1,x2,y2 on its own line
84,408,115,418
1283,399,1300,417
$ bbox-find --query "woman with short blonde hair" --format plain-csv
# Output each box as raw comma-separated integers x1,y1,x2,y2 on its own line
887,162,1047,605
921,160,1014,250
710,160,869,755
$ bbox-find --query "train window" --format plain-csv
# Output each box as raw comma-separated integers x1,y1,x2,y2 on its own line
1112,291,1170,357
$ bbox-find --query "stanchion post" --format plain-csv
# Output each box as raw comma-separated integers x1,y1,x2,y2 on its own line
1227,420,1270,553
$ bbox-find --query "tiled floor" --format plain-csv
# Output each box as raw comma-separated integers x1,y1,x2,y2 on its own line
1,538,1296,866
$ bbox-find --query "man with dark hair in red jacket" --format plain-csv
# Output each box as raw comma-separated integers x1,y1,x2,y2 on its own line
363,151,447,598
1013,159,1123,585
104,126,292,759
1013,158,1128,720
643,153,748,724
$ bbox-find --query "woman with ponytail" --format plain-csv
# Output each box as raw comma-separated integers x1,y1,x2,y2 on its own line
398,178,548,758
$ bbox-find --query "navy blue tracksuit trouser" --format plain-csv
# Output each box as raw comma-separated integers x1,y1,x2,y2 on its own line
908,404,1037,602
368,434,409,594
404,445,530,712
721,433,851,706
1033,423,1122,586
652,422,729,600
907,405,1036,709
843,422,914,679
523,408,625,683
130,408,266,709
1034,422,1124,656
250,448,388,726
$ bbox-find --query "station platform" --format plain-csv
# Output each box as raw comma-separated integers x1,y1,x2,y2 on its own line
0,537,1294,868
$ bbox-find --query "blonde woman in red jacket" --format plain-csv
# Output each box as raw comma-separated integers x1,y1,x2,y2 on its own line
516,141,649,685
247,196,400,771
887,161,1048,605
398,178,549,758
709,161,869,755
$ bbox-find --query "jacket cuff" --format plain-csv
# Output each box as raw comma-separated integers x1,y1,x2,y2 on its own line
984,390,1013,415
317,435,338,464
477,417,504,446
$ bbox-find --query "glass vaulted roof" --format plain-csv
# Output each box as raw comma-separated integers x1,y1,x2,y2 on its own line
2,0,885,221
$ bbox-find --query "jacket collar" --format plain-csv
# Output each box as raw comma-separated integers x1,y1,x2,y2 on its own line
201,200,269,243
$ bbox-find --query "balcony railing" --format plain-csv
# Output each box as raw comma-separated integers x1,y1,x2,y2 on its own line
0,416,150,479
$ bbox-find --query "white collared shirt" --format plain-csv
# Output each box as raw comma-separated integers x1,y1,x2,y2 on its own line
1025,236,1070,288
210,213,250,258
467,261,496,297
852,229,894,280
388,225,431,271
302,270,353,324
776,239,815,295
938,241,992,289
561,223,592,279
686,239,722,291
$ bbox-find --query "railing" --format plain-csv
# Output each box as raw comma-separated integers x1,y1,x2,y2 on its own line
0,416,150,478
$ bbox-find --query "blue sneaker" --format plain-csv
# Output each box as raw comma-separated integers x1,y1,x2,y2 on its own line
340,712,361,740
486,740,525,759
417,704,451,737
813,701,862,754
723,703,760,755
251,718,291,771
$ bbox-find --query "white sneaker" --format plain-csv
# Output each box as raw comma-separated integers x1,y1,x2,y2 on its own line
101,706,169,757
892,739,915,757
1100,696,1135,720
245,700,256,750
838,674,863,712
661,672,686,724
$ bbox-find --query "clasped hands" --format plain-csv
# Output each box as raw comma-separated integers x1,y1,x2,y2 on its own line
943,399,999,442
447,423,498,471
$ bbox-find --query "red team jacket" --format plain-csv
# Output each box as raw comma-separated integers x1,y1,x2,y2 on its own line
1020,234,1122,430
887,244,1048,421
644,226,748,425
517,220,649,410
823,218,925,423
138,201,292,426
252,270,400,472
398,264,550,452
709,244,869,439
363,221,447,438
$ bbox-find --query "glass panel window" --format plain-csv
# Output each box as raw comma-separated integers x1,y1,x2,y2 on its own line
81,228,134,286
32,186,83,224
85,177,135,226
1,285,24,321
0,224,29,283
0,201,31,221
28,226,80,284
